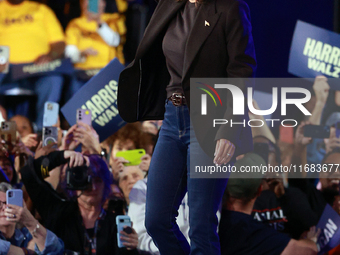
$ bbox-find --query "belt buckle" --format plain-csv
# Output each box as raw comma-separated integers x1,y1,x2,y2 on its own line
172,93,183,106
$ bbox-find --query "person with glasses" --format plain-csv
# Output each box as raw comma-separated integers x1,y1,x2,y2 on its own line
0,182,64,255
20,150,139,255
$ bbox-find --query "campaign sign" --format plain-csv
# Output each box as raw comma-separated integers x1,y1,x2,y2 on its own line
316,204,340,254
61,58,126,142
11,58,74,81
288,20,340,89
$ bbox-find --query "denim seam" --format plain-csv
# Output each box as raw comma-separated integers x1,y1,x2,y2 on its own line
180,106,187,138
175,106,181,139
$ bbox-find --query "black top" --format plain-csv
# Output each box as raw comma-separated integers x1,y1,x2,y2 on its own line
289,178,328,220
252,188,318,239
163,0,199,98
219,210,291,255
20,151,138,255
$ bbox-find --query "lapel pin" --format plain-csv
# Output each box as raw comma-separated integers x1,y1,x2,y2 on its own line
205,20,210,27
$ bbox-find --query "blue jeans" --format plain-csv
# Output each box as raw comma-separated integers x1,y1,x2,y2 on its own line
0,74,63,129
145,102,230,255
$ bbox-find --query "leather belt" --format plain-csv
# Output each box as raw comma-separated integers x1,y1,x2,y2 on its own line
168,93,187,106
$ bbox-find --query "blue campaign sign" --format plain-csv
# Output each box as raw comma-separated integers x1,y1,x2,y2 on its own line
61,58,126,142
316,204,340,254
11,58,74,81
288,20,340,89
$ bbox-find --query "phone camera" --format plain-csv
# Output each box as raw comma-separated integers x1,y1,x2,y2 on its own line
120,219,124,223
8,191,13,198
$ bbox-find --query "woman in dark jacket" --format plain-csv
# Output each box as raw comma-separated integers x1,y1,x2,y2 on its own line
118,0,256,254
20,151,139,255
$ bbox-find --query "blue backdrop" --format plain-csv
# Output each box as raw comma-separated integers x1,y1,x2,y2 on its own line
245,0,334,78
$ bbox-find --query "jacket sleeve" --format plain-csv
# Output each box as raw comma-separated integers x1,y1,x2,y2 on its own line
20,151,69,221
214,0,256,153
34,230,65,255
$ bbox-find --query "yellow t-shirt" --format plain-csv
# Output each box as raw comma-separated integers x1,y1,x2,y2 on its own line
66,13,126,70
116,0,128,13
0,0,65,64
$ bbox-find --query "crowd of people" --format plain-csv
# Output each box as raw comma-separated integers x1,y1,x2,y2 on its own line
0,0,340,254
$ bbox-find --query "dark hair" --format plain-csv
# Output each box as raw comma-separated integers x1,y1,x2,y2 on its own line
0,155,18,185
322,148,340,165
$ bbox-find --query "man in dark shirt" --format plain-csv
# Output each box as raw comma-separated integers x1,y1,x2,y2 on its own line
219,153,319,255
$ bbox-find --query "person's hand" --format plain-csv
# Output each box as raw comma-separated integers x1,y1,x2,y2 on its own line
325,128,340,153
214,139,235,165
4,204,36,228
139,154,151,172
80,48,98,58
111,157,129,179
34,141,57,159
64,151,89,167
35,54,53,65
313,76,330,105
305,226,321,243
12,141,34,157
295,121,312,146
266,178,285,198
120,225,138,250
21,134,38,148
73,122,101,154
60,125,80,151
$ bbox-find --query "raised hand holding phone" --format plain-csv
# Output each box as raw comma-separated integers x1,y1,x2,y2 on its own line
116,149,146,166
6,189,23,208
43,102,59,127
116,215,138,249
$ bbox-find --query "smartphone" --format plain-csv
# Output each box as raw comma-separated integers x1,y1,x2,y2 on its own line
0,121,17,145
108,198,125,215
42,126,58,148
0,46,9,74
336,122,340,138
116,149,146,166
43,102,59,127
303,125,330,139
6,189,23,207
88,0,98,13
76,109,92,127
116,215,132,248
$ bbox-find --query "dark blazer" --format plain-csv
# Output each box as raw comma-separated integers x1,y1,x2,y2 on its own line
118,0,256,157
